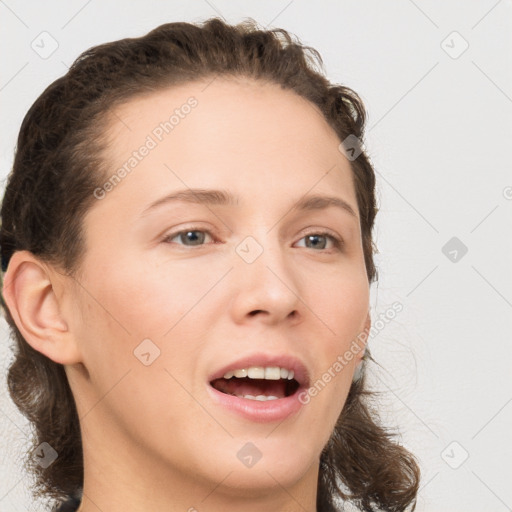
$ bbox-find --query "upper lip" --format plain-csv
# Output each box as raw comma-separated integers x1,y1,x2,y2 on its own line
208,353,311,388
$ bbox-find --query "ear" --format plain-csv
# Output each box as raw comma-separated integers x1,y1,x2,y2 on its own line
2,251,81,365
355,311,371,366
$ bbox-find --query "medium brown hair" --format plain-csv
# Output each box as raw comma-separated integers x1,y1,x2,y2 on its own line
0,17,420,511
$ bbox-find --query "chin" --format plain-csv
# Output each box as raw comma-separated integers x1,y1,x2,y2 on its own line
202,440,318,492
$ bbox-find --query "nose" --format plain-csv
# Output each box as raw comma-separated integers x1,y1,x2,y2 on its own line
228,235,302,326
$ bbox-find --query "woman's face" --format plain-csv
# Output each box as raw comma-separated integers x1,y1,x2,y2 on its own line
65,77,370,503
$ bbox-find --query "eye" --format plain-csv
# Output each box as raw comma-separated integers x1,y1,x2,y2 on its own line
295,231,343,251
163,228,214,247
162,228,343,251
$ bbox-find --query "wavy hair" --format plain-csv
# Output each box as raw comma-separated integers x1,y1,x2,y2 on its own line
0,17,420,511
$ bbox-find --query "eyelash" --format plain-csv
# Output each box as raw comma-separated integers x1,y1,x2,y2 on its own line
162,227,344,252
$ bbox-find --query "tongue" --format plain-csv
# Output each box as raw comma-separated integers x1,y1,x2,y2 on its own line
211,377,287,398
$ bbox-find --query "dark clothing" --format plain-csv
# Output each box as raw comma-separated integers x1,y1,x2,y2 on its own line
52,495,81,512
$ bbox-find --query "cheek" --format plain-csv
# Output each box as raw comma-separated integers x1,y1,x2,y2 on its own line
86,258,208,337
306,268,369,398
70,264,202,420
315,269,369,341
73,257,218,383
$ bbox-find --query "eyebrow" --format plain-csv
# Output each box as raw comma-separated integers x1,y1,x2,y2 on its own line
141,188,358,218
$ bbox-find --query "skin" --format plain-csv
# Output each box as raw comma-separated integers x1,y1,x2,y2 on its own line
4,77,371,512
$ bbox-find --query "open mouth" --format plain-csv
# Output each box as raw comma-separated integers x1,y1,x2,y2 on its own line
207,360,309,421
210,371,301,401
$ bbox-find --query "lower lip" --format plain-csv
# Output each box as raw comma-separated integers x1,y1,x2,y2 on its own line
206,384,305,423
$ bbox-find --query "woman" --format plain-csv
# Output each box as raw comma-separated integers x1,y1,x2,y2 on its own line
0,17,420,512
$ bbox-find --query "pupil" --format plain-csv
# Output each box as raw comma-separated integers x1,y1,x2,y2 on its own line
307,235,326,249
183,231,204,245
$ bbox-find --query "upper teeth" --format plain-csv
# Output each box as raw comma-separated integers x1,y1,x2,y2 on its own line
223,366,295,381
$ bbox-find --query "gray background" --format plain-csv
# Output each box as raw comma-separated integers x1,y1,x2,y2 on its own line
1,1,511,511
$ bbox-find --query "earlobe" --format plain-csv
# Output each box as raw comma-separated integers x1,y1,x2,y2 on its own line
357,311,371,363
352,311,371,383
2,251,81,365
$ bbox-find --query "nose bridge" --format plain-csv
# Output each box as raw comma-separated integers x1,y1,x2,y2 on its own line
230,229,301,322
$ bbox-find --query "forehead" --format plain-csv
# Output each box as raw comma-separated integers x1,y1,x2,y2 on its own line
106,76,343,164
95,77,357,213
